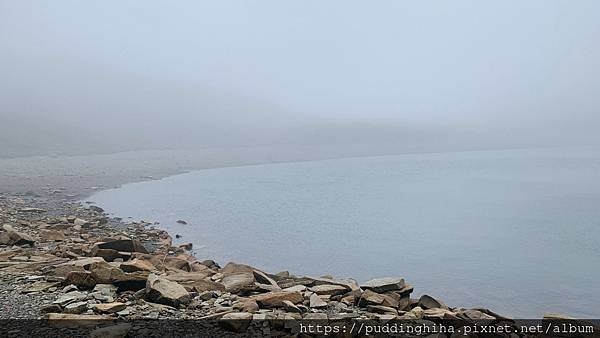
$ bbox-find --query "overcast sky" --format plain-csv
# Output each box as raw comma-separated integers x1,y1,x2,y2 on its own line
1,1,599,156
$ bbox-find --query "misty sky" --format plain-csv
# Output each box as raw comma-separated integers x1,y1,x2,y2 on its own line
1,1,599,156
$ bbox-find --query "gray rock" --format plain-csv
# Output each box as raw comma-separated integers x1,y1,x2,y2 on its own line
89,323,132,338
63,301,88,314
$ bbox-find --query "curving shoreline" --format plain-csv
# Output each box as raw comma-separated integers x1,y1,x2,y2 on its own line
1,189,587,337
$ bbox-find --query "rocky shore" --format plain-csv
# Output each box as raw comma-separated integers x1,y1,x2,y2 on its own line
0,190,592,338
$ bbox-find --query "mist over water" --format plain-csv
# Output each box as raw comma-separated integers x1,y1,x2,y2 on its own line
2,1,600,157
89,146,600,318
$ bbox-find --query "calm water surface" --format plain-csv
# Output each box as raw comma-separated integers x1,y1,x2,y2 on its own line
89,147,600,317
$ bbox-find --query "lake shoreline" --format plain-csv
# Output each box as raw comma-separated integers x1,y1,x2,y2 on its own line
0,149,592,335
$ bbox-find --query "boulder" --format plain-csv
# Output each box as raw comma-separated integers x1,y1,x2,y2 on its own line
219,312,253,333
120,259,155,272
1,224,35,246
39,230,66,242
309,293,328,308
66,271,96,289
221,273,256,293
112,271,149,291
89,262,124,284
367,305,398,315
92,248,130,262
309,284,348,296
53,291,87,306
164,272,225,292
253,291,303,308
93,239,148,254
457,309,495,320
145,273,190,307
282,300,302,313
252,270,279,287
358,289,384,307
62,301,88,314
361,277,405,293
418,295,448,310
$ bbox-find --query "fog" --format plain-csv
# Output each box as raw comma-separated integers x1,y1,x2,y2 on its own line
1,0,599,157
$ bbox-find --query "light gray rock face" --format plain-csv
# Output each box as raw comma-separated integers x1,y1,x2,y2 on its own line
361,277,405,293
145,273,190,307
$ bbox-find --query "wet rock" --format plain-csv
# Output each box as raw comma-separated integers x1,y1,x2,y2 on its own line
253,291,303,309
1,224,35,246
361,277,405,293
145,273,190,307
219,312,252,333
